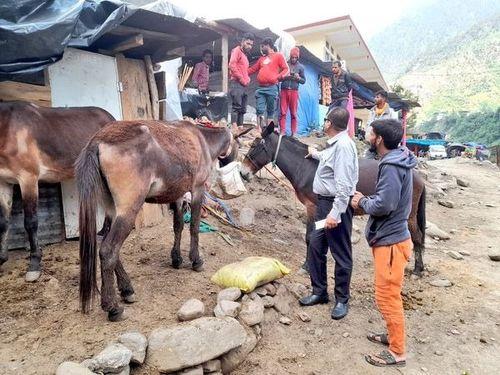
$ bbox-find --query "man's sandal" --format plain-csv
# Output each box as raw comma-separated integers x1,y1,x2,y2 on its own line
365,350,406,367
367,332,389,345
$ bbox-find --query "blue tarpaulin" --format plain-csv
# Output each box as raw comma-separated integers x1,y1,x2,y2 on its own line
280,63,321,135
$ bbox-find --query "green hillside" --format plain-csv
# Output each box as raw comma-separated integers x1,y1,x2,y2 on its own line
369,1,500,146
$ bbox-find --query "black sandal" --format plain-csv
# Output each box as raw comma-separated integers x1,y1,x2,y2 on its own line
365,350,406,367
367,332,389,345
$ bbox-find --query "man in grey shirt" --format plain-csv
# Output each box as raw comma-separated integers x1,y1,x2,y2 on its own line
299,107,359,320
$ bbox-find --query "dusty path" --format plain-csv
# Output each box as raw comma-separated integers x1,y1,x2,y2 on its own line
0,157,498,374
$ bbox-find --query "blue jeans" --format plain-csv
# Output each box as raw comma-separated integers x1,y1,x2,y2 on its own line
255,85,279,117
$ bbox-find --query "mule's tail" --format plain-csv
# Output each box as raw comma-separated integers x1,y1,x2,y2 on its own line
417,185,426,245
75,142,104,313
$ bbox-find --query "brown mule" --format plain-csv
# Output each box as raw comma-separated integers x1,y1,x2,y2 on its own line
240,123,426,275
76,120,232,321
0,101,114,281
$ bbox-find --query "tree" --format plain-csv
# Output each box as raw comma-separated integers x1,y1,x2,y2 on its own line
391,84,420,128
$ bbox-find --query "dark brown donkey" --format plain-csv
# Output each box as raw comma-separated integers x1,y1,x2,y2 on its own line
0,101,114,282
240,123,427,275
77,120,232,321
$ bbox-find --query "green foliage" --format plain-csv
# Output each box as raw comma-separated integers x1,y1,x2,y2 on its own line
371,3,500,145
391,84,419,103
369,0,500,81
391,84,419,128
419,108,500,146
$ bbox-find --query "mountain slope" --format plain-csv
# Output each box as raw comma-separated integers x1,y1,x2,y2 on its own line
369,0,500,82
399,15,500,117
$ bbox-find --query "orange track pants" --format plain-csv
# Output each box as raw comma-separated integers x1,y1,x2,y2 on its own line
372,238,413,355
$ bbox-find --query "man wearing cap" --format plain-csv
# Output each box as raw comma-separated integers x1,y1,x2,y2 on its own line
279,47,306,137
299,107,359,320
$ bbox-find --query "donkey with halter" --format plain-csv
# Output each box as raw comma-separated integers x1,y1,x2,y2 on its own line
77,120,232,321
240,123,426,274
0,101,114,281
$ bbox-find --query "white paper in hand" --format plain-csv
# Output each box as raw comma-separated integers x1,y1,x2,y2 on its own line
315,219,326,230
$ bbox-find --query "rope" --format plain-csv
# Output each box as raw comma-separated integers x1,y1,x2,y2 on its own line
272,133,283,169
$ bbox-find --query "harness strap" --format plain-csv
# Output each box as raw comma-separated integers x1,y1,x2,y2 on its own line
272,134,283,169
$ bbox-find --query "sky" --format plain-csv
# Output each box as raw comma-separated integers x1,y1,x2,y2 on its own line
167,0,431,40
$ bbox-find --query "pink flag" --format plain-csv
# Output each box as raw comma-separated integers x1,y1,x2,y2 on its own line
347,89,355,138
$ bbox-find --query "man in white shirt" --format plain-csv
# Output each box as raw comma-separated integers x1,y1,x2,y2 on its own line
299,107,359,320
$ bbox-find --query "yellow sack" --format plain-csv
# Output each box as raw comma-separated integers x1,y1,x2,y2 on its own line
211,256,290,293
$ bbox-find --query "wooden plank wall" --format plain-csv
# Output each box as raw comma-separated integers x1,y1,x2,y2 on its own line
116,55,167,228
0,81,51,106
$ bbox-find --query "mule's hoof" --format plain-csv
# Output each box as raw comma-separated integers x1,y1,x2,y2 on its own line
192,261,205,272
108,306,125,322
25,270,41,282
122,293,137,304
172,258,183,269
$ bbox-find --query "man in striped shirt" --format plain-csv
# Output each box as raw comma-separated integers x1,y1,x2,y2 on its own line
299,107,359,320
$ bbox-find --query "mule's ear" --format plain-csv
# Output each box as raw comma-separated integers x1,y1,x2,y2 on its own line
262,122,275,138
233,124,254,139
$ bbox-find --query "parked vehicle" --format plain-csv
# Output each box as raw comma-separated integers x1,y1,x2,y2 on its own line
428,144,447,160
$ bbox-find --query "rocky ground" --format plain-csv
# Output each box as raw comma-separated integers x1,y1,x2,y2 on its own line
0,153,499,375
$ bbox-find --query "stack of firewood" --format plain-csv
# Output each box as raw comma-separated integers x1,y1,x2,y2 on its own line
178,64,193,91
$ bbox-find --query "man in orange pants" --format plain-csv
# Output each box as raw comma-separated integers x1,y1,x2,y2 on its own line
351,118,416,367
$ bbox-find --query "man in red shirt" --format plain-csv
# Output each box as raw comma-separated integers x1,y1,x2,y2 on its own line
229,33,254,128
248,38,289,129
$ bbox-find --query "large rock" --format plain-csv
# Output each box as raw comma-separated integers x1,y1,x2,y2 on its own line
489,253,500,262
426,221,451,240
118,331,148,365
239,298,264,326
262,283,277,296
220,328,258,374
447,251,464,260
56,362,96,375
254,286,268,296
261,296,275,308
289,283,308,300
438,200,454,209
178,365,203,375
202,359,221,373
429,278,452,288
146,317,246,373
116,366,130,375
214,300,241,318
217,288,241,303
177,299,205,322
273,284,294,316
85,343,132,374
456,178,470,187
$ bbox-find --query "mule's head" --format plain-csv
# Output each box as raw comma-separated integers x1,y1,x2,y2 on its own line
240,122,277,181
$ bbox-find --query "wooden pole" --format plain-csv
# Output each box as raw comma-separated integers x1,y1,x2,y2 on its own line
402,108,408,146
221,34,229,93
144,55,159,120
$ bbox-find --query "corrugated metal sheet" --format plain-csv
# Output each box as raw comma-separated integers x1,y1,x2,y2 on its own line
7,183,65,250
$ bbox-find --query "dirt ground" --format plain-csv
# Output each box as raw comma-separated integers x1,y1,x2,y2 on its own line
0,154,499,375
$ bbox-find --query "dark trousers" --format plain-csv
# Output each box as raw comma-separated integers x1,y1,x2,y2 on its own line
308,195,353,303
230,81,247,125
